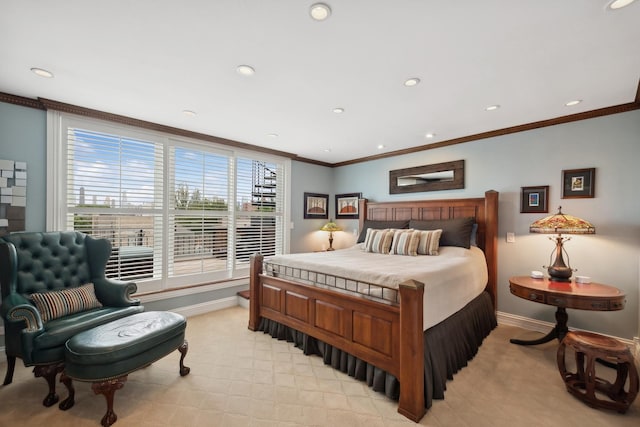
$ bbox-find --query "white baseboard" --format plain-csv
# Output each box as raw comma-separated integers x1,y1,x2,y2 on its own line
496,311,635,347
238,296,250,309
169,295,241,318
497,311,554,334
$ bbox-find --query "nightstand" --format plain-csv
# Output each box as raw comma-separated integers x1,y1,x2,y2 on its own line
508,276,625,345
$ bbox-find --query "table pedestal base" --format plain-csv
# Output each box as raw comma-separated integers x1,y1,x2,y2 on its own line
510,307,568,346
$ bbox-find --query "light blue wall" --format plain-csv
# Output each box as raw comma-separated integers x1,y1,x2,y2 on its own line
330,110,640,340
0,102,47,231
289,161,334,253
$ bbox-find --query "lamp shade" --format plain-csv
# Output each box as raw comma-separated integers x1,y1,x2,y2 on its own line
529,207,595,235
321,220,342,232
530,207,594,282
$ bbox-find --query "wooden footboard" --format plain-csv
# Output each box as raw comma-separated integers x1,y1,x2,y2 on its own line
248,190,498,422
248,254,426,421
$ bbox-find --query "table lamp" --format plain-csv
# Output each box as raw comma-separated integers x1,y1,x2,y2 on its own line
320,219,341,251
529,206,595,282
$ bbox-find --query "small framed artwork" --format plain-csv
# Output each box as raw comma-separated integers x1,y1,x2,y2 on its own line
303,192,329,219
335,192,361,219
562,168,595,199
520,186,549,213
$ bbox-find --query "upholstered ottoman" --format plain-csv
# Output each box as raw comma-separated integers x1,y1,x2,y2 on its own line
59,311,190,426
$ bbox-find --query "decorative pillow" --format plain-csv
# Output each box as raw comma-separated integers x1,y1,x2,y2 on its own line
363,228,395,254
31,283,102,323
470,223,478,247
390,229,420,256
357,220,410,243
416,229,443,255
409,217,475,249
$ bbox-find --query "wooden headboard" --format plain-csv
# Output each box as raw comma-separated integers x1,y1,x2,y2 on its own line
358,190,499,310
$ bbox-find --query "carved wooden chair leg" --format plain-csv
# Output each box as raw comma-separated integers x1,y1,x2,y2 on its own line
178,340,190,376
92,376,127,427
58,371,75,410
3,355,16,385
33,362,64,407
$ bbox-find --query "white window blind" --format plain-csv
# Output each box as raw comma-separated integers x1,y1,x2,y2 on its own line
66,127,163,282
234,158,284,267
168,146,230,281
50,112,290,292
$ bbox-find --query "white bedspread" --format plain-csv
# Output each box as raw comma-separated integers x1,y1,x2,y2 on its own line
265,244,488,330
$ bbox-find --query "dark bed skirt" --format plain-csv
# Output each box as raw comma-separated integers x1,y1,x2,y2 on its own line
257,290,497,409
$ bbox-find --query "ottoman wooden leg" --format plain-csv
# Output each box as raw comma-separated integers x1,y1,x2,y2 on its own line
92,375,127,427
59,371,75,410
33,362,64,407
179,339,190,376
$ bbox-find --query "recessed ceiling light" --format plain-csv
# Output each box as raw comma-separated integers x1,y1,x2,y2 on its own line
30,67,53,78
377,144,385,150
404,78,420,87
425,133,436,139
565,100,582,106
267,133,279,138
323,148,332,153
310,3,331,21
236,65,255,76
485,104,500,111
182,110,197,116
332,107,344,114
608,0,636,10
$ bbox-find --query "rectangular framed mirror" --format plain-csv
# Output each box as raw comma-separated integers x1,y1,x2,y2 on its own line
389,159,464,194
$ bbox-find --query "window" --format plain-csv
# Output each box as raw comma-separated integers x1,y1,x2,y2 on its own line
48,113,290,293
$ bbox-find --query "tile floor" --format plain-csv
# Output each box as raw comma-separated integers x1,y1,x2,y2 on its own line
0,306,638,426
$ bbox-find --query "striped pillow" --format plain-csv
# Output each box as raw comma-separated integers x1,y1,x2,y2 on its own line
31,283,103,323
390,229,421,256
364,228,395,254
416,229,443,255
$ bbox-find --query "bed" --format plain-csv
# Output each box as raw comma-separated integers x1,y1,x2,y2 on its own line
248,190,499,422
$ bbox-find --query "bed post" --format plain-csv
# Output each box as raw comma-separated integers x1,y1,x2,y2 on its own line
358,198,367,234
484,190,499,310
248,253,263,331
398,279,426,422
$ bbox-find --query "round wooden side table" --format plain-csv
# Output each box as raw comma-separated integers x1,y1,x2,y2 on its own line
508,276,625,345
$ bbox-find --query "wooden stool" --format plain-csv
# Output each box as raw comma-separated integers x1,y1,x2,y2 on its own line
557,331,638,413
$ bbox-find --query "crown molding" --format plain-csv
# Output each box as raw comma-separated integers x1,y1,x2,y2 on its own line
2,80,639,168
334,98,640,167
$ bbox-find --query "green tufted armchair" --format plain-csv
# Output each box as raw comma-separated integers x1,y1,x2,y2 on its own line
0,231,144,407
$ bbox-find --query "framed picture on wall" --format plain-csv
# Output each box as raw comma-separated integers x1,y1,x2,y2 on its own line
303,192,329,219
335,192,361,219
562,168,595,199
520,186,549,213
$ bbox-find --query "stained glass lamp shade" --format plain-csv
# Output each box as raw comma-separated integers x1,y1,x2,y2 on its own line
530,207,595,282
320,220,342,251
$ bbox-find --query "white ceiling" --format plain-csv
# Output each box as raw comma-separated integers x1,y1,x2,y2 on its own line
2,1,639,164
